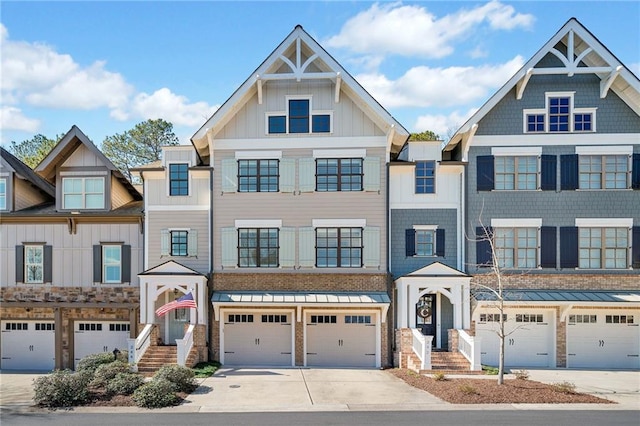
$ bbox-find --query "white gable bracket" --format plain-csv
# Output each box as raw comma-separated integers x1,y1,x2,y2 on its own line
334,72,341,103
256,75,263,105
462,123,478,162
516,68,533,100
600,66,622,98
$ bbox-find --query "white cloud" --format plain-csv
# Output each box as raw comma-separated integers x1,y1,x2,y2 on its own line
1,24,133,110
356,56,525,108
0,106,41,132
325,1,534,59
413,109,478,139
112,88,219,127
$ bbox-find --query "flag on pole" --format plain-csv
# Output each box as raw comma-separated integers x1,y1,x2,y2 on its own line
155,292,197,317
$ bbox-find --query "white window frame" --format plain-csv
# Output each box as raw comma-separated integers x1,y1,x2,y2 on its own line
522,92,597,134
491,219,542,270
575,147,633,190
575,218,632,270
102,245,122,284
265,95,333,135
0,177,6,210
166,162,190,197
62,176,105,209
25,245,44,284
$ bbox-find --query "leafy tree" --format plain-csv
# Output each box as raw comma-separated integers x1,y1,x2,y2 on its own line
102,119,179,182
409,130,440,141
9,134,62,168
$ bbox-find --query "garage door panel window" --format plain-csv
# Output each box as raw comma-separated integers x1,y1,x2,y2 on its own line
310,315,337,324
227,314,254,323
110,323,130,331
261,314,288,323
5,322,28,330
515,314,544,323
344,315,372,324
568,315,597,324
606,315,635,324
79,323,103,331
479,313,507,322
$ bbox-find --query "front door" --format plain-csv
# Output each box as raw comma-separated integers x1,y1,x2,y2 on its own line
167,307,189,344
416,294,436,341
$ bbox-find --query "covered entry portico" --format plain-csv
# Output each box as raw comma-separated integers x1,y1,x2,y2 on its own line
395,262,472,349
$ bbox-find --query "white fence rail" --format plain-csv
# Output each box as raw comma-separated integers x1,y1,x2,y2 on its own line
411,328,433,370
176,324,195,367
458,329,482,371
127,324,154,371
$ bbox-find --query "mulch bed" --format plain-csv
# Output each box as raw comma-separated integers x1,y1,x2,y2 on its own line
390,368,614,404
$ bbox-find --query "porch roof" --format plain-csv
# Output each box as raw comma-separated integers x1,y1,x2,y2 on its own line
472,289,640,303
211,291,390,305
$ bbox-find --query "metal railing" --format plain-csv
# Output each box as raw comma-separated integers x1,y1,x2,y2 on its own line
411,328,433,370
458,329,482,371
176,324,195,367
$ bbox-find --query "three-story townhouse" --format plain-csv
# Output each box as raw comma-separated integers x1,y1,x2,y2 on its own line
0,126,143,370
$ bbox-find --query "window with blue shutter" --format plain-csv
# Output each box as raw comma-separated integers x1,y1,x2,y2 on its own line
560,227,578,268
632,226,640,269
560,154,578,190
540,226,557,268
540,155,557,191
221,159,238,193
363,227,380,268
279,227,296,268
435,228,445,257
221,227,238,268
476,156,494,191
405,229,416,256
279,159,296,193
632,154,640,190
363,157,380,192
476,226,493,266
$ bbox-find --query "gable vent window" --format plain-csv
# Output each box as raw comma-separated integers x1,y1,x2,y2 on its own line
523,92,596,134
266,97,332,135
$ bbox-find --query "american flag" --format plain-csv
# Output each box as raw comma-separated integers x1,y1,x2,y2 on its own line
155,292,197,317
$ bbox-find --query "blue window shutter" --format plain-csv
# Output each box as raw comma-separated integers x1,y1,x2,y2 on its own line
560,227,578,268
279,227,296,268
15,245,24,283
221,227,237,268
280,159,296,193
363,157,380,192
299,158,315,193
476,155,494,191
299,227,315,267
43,245,53,283
632,226,640,268
160,229,170,256
405,229,416,256
93,245,102,282
476,227,492,266
121,245,131,283
540,155,557,191
221,159,237,193
540,226,556,268
363,226,380,268
435,228,445,257
188,230,198,257
632,154,640,190
560,154,578,190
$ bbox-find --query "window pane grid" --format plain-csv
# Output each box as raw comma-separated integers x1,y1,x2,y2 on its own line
25,245,44,283
0,178,7,210
171,231,188,256
415,161,435,193
239,228,279,267
62,177,105,209
526,114,545,132
169,164,189,196
289,99,309,133
316,158,363,192
549,97,570,132
415,230,434,256
495,228,537,268
495,156,537,190
316,227,362,268
103,245,122,283
574,113,592,131
579,227,628,269
238,159,279,192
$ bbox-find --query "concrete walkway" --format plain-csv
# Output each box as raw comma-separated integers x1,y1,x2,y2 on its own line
1,367,638,413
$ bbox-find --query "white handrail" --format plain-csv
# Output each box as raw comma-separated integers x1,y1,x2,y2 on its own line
176,324,195,367
458,329,482,371
127,324,154,370
411,328,432,370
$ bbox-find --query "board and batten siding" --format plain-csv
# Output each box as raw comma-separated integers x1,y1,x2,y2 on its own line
147,210,210,274
62,144,103,168
0,223,143,287
211,146,387,271
214,81,385,140
143,171,210,208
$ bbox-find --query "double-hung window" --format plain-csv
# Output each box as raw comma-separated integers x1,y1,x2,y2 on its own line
238,228,279,267
495,156,538,190
102,245,122,283
25,245,44,283
0,178,6,210
579,227,628,269
494,227,538,269
579,155,629,189
416,230,435,256
62,177,105,209
238,159,279,192
316,158,362,191
316,227,362,267
415,161,435,193
169,163,189,196
171,231,188,256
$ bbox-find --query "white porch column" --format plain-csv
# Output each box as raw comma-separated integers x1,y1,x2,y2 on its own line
409,285,420,328
397,279,408,328
462,280,471,329
452,282,462,329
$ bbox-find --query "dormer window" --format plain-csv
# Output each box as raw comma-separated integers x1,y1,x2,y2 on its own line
169,163,189,196
62,177,105,209
523,92,596,133
266,97,332,134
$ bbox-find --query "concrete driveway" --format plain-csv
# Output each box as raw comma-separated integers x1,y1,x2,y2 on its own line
184,368,443,412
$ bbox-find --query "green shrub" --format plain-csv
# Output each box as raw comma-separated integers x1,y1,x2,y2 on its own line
132,378,179,408
106,372,145,395
482,365,499,375
90,361,131,388
75,353,116,374
33,370,92,408
432,372,447,381
552,381,577,394
153,364,197,392
192,361,220,378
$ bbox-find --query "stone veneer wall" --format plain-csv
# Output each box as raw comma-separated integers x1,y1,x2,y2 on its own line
0,286,140,303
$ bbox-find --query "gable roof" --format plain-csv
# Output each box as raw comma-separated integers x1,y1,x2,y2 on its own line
0,147,55,197
191,24,409,162
35,125,142,201
138,260,206,276
445,17,640,153
403,261,469,277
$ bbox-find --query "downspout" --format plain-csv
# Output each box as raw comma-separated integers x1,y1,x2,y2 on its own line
386,160,394,354
208,164,214,360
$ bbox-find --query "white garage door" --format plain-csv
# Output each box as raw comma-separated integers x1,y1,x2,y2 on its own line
1,321,55,371
567,311,640,369
306,313,377,368
223,312,293,366
74,321,130,368
476,309,554,368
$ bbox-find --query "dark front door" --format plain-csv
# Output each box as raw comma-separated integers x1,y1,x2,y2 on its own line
416,294,436,342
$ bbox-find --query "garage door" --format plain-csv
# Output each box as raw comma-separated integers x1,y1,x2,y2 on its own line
306,313,377,368
1,321,55,371
567,311,640,369
223,312,293,366
476,309,554,368
74,321,130,368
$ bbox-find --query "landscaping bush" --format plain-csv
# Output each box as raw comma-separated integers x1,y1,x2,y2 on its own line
90,361,131,388
191,361,220,378
458,384,477,395
106,372,145,395
552,381,577,394
153,364,197,392
33,370,92,408
132,378,179,408
432,372,448,381
75,353,117,374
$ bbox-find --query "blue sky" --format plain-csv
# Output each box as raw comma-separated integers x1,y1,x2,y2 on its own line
2,1,639,147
